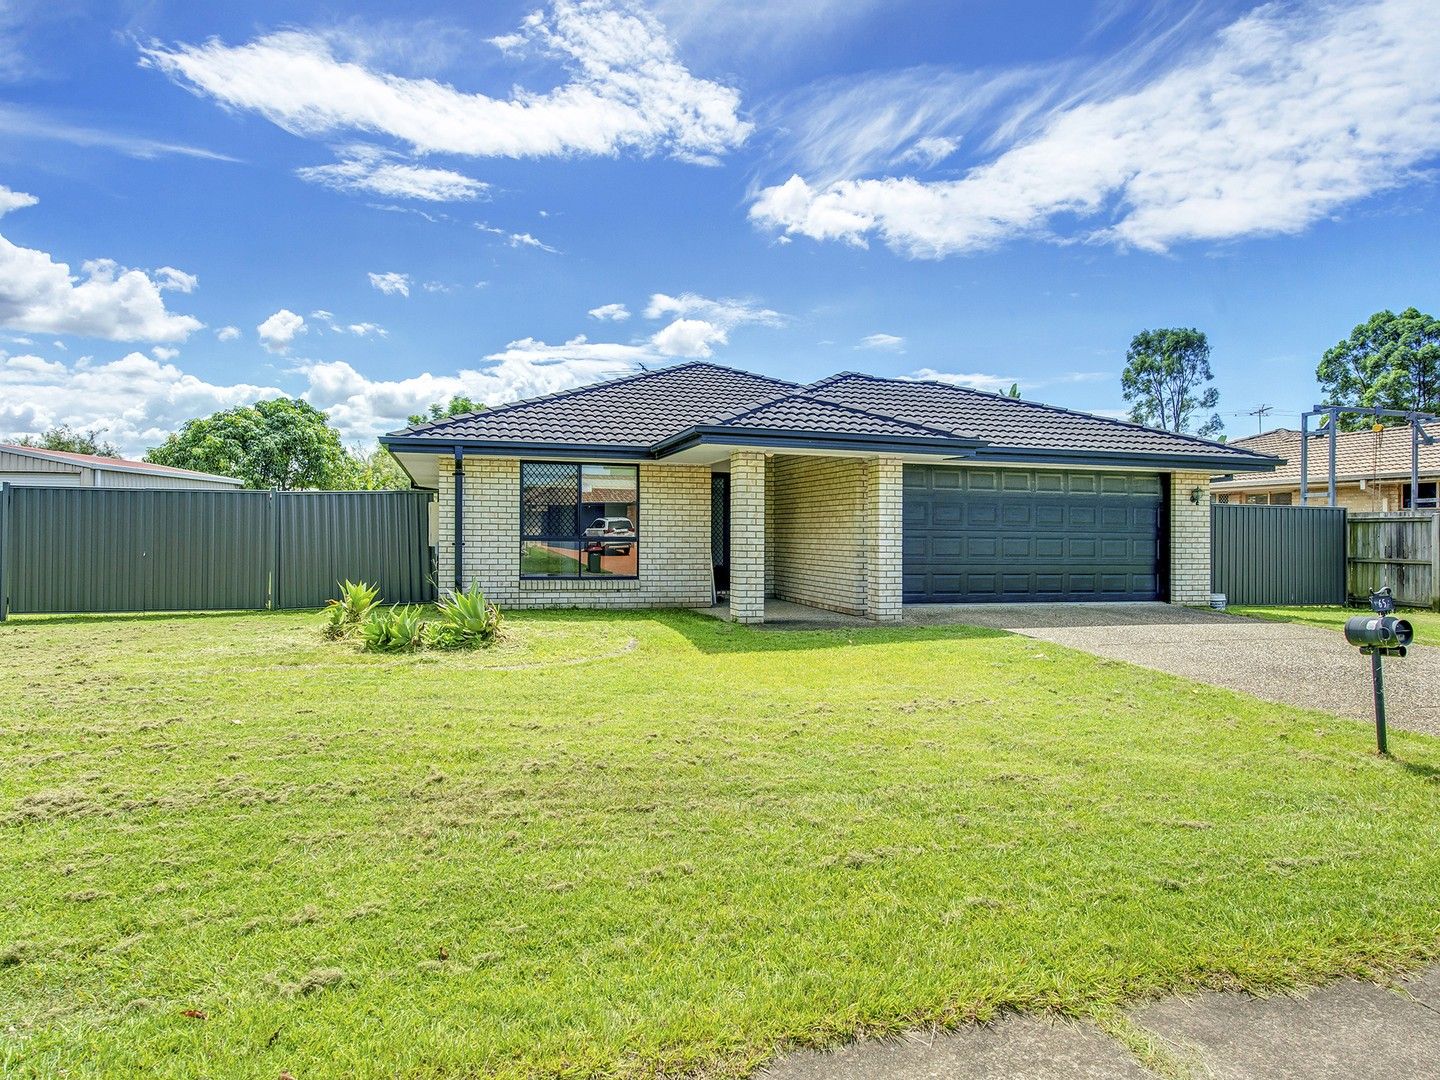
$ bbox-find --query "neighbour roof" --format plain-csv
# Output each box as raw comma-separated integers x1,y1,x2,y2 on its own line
1214,424,1440,489
384,361,1276,470
0,443,244,484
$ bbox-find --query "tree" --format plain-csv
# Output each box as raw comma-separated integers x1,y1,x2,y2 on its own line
1120,328,1222,438
1316,307,1440,428
15,424,121,457
1005,383,1021,399
145,398,348,489
336,444,411,490
407,394,485,427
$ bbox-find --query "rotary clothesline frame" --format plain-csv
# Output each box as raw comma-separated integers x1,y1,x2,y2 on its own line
1299,406,1440,508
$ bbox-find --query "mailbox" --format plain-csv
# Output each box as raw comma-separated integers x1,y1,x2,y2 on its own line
1344,615,1413,654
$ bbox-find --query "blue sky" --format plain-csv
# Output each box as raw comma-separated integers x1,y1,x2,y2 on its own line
2,0,1438,454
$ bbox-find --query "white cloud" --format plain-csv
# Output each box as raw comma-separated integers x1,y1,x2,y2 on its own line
216,325,241,342
897,135,959,169
154,266,198,293
475,223,558,253
346,322,387,337
257,309,306,353
152,346,179,361
296,145,488,201
752,0,1440,256
0,185,38,216
651,317,727,358
856,332,905,352
588,302,630,321
0,351,280,456
368,271,410,297
0,191,203,343
140,1,750,168
300,342,651,439
309,309,388,338
640,292,786,358
643,292,785,328
652,0,880,59
908,368,1015,393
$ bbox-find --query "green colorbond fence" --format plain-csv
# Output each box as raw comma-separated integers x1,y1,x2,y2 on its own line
1210,502,1346,606
0,485,434,617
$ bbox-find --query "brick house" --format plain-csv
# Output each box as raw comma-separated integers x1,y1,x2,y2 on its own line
1212,425,1440,511
382,363,1277,624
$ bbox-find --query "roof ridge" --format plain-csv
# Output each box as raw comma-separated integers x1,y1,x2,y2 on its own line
791,390,975,440
821,371,1276,461
391,361,798,438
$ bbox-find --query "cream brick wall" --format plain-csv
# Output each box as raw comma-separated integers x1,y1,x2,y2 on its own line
1169,471,1212,605
864,457,904,622
764,455,776,598
772,455,868,615
767,454,904,621
438,456,712,610
729,451,768,623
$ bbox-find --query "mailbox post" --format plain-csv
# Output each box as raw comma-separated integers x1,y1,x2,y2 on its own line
1343,588,1412,755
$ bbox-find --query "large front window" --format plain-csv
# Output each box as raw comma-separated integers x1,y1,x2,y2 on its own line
520,462,639,578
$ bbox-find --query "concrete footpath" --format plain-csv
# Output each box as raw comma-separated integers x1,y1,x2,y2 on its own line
758,965,1440,1079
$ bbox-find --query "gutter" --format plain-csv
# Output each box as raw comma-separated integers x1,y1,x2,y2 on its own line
452,445,464,594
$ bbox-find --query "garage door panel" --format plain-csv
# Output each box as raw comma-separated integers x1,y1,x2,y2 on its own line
904,465,1162,603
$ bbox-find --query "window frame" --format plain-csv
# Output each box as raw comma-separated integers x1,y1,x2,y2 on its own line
519,461,641,580
1401,481,1439,510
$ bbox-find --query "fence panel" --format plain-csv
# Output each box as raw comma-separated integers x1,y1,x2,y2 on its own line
1210,502,1346,605
6,487,272,613
275,491,434,609
1,486,434,615
1347,512,1440,609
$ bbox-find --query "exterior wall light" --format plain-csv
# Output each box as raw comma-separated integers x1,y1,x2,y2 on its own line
1189,487,1207,505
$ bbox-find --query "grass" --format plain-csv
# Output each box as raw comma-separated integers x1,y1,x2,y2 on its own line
2,607,1440,1079
1229,604,1440,644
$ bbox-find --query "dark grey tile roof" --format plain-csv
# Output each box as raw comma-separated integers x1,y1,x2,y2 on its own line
805,372,1273,462
716,392,961,438
390,362,796,446
385,361,1275,466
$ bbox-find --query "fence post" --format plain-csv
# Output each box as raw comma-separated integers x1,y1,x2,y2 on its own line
268,489,278,611
1431,511,1439,611
0,482,9,622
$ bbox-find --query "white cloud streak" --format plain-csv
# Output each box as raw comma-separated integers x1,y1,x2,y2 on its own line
140,1,751,168
752,0,1440,256
296,145,488,201
588,302,630,321
368,271,410,296
856,332,905,352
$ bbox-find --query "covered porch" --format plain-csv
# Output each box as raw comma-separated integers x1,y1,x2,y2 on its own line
704,449,906,625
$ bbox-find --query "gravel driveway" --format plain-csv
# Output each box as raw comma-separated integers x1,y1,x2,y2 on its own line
904,603,1440,738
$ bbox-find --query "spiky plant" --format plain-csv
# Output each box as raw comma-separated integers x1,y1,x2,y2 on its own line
430,584,503,649
360,605,428,653
322,580,380,638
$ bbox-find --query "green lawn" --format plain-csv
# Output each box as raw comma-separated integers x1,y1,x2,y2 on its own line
3,609,1440,1079
1229,604,1440,644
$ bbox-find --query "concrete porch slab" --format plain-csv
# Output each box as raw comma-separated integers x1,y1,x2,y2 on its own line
693,598,875,629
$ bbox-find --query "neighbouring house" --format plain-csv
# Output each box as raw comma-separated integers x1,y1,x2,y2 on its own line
1212,425,1440,510
0,444,243,490
382,363,1278,623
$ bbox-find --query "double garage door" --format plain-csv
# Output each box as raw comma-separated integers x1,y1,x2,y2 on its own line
903,465,1165,603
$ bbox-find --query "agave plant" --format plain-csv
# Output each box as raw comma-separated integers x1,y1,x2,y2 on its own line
430,584,503,649
322,579,380,638
360,604,428,652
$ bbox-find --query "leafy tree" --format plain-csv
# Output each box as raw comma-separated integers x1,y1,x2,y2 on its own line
14,424,121,457
1120,328,1222,438
1316,307,1440,428
407,394,485,427
146,398,348,489
337,444,411,490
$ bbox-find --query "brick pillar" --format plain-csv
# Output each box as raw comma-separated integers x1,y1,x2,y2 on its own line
730,451,768,624
1169,471,1212,605
865,456,904,622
